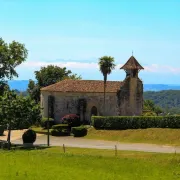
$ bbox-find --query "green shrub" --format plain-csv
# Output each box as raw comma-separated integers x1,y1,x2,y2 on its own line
52,124,69,130
92,116,180,130
71,126,87,137
41,117,54,129
51,124,70,136
22,129,37,143
0,125,4,136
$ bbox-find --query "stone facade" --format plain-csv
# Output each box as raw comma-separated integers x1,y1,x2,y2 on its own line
41,91,118,123
117,77,143,116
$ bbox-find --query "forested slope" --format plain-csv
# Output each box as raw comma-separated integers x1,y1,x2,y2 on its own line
144,90,180,114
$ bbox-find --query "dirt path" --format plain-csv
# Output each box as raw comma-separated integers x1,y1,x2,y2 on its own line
10,133,180,154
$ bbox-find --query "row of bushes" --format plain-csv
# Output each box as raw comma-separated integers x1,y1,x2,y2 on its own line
51,124,87,137
92,116,180,130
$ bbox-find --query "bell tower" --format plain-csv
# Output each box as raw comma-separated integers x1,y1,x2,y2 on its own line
117,55,144,116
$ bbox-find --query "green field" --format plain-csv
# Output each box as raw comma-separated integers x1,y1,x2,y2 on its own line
0,147,180,180
86,127,180,146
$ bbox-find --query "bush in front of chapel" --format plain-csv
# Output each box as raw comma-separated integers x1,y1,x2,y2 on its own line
51,124,71,136
71,126,87,137
92,116,180,130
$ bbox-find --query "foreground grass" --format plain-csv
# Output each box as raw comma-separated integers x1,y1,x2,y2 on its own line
86,127,180,146
0,147,180,180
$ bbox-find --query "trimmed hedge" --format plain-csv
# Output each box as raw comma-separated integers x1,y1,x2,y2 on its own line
92,116,180,130
0,125,4,136
51,124,70,136
41,118,54,129
52,124,70,130
71,126,87,137
22,129,37,143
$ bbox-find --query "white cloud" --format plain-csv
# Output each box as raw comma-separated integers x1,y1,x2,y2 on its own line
19,61,98,70
144,64,180,74
18,60,180,75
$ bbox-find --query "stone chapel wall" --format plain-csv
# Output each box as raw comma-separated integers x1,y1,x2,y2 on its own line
41,92,118,123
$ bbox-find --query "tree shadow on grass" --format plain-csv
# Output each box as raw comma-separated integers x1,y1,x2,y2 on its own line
12,144,50,151
0,141,50,151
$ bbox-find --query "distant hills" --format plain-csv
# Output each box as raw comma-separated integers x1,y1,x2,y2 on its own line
7,80,180,92
144,90,180,114
143,84,180,92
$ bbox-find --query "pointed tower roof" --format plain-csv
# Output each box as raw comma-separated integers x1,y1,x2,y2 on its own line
120,56,144,70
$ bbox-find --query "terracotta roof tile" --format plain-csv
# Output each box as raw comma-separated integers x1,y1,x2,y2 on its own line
41,79,122,93
120,56,144,70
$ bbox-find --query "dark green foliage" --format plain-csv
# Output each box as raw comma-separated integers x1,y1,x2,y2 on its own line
22,129,36,144
0,125,4,136
143,100,163,115
71,126,87,137
77,99,87,113
48,95,55,118
144,90,180,114
51,124,70,136
98,56,116,114
27,80,40,103
35,65,81,87
92,116,180,130
41,118,54,129
0,38,28,81
0,90,41,130
0,81,9,96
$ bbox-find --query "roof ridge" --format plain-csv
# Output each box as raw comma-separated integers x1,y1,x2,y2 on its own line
41,79,122,93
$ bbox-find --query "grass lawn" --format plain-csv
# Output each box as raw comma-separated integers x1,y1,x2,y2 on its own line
85,127,180,146
0,147,180,180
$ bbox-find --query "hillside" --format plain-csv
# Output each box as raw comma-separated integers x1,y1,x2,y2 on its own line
144,90,180,114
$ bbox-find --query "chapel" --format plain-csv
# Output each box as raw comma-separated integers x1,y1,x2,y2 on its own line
40,55,144,122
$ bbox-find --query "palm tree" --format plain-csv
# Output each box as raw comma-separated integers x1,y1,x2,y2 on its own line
98,56,116,115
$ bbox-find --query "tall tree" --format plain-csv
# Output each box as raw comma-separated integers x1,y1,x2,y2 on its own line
0,37,28,149
28,65,81,102
0,38,27,95
0,38,28,80
98,56,115,115
0,90,41,149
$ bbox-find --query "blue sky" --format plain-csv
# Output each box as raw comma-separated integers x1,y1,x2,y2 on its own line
1,0,180,83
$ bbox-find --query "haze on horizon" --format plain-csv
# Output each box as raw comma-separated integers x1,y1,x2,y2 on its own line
1,0,180,84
